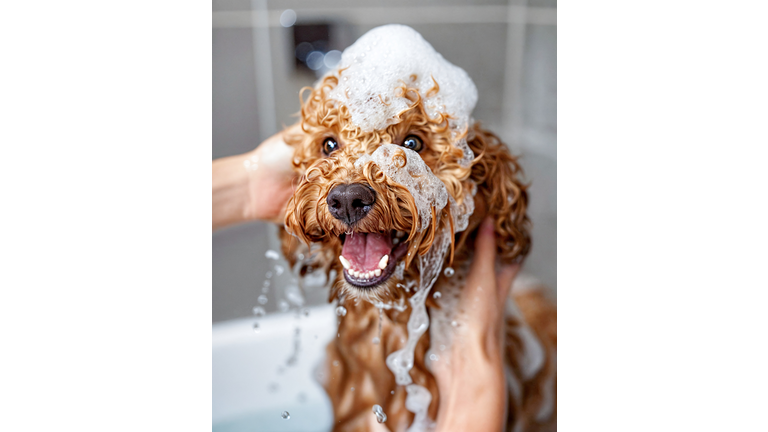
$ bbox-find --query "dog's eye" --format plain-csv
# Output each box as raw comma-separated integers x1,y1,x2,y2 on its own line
322,137,339,156
402,135,423,152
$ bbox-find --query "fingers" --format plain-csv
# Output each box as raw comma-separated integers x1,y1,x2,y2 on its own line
468,217,497,278
496,264,520,304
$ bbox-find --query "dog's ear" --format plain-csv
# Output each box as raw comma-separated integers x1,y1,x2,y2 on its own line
466,125,531,263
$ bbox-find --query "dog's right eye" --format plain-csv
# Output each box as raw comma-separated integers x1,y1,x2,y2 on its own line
322,138,339,156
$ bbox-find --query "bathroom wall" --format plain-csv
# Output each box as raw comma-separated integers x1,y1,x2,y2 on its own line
212,0,556,323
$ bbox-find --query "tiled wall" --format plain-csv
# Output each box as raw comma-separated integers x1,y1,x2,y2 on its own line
212,0,556,323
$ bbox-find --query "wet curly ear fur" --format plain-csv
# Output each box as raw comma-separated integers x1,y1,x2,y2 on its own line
464,124,531,264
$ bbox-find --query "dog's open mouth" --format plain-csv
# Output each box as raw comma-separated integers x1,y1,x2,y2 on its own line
339,230,410,288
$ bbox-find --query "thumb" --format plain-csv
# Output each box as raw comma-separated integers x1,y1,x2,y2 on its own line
469,217,497,278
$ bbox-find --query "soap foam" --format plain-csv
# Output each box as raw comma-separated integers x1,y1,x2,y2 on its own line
355,144,448,231
328,24,478,166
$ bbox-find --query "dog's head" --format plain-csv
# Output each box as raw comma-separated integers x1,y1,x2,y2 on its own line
282,25,530,303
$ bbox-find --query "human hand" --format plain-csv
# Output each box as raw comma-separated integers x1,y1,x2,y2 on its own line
431,217,520,431
241,124,298,224
212,124,299,229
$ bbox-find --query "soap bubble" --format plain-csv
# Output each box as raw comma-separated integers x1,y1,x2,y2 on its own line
252,306,265,317
335,306,347,317
281,411,290,420
279,9,296,28
443,267,455,277
257,294,268,305
278,300,290,312
306,51,324,71
372,405,387,423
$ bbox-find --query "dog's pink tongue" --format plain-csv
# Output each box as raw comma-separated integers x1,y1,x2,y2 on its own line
341,232,392,270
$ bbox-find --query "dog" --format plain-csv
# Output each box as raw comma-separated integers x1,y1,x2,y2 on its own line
279,25,556,432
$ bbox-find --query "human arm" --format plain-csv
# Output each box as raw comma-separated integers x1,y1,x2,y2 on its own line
432,218,520,431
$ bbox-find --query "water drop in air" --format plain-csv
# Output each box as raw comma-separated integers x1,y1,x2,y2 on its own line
335,306,347,317
432,291,441,299
266,250,280,260
258,295,268,305
281,411,290,419
278,300,290,312
372,404,387,423
451,320,459,327
443,267,455,277
429,353,439,361
253,306,266,316
253,323,260,332
372,337,380,344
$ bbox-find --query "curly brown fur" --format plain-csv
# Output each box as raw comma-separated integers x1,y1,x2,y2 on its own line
279,72,554,431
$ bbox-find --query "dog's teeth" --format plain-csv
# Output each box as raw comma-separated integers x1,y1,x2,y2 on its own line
374,269,381,277
395,231,406,238
339,256,351,269
354,270,360,278
378,255,389,269
365,271,372,279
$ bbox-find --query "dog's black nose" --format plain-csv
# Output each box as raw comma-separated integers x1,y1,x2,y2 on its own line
326,183,376,225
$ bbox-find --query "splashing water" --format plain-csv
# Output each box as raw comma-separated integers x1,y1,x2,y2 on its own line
281,411,290,419
372,404,388,423
335,306,347,317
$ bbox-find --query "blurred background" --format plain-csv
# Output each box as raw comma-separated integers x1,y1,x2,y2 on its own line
212,1,555,429
213,0,556,323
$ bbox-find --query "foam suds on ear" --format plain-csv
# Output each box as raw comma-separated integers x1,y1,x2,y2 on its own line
328,24,477,166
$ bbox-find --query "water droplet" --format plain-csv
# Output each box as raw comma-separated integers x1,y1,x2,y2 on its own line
257,294,268,305
302,308,310,317
372,404,387,423
266,250,280,260
429,353,439,361
372,337,380,344
278,300,289,312
432,291,442,299
335,306,347,317
443,267,455,277
451,320,459,327
281,411,290,419
265,270,273,279
351,387,355,391
333,360,339,367
252,306,266,316
391,390,395,395
274,265,285,276
440,344,446,351
253,323,260,332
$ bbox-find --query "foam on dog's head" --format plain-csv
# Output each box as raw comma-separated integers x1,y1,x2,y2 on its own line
328,24,478,166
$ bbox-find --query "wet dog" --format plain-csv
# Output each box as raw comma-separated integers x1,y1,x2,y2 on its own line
279,25,556,432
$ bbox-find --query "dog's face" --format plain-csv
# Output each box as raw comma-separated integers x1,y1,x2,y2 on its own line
283,75,531,304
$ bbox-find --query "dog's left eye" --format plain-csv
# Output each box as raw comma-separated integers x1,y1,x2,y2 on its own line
322,137,340,156
402,135,423,152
